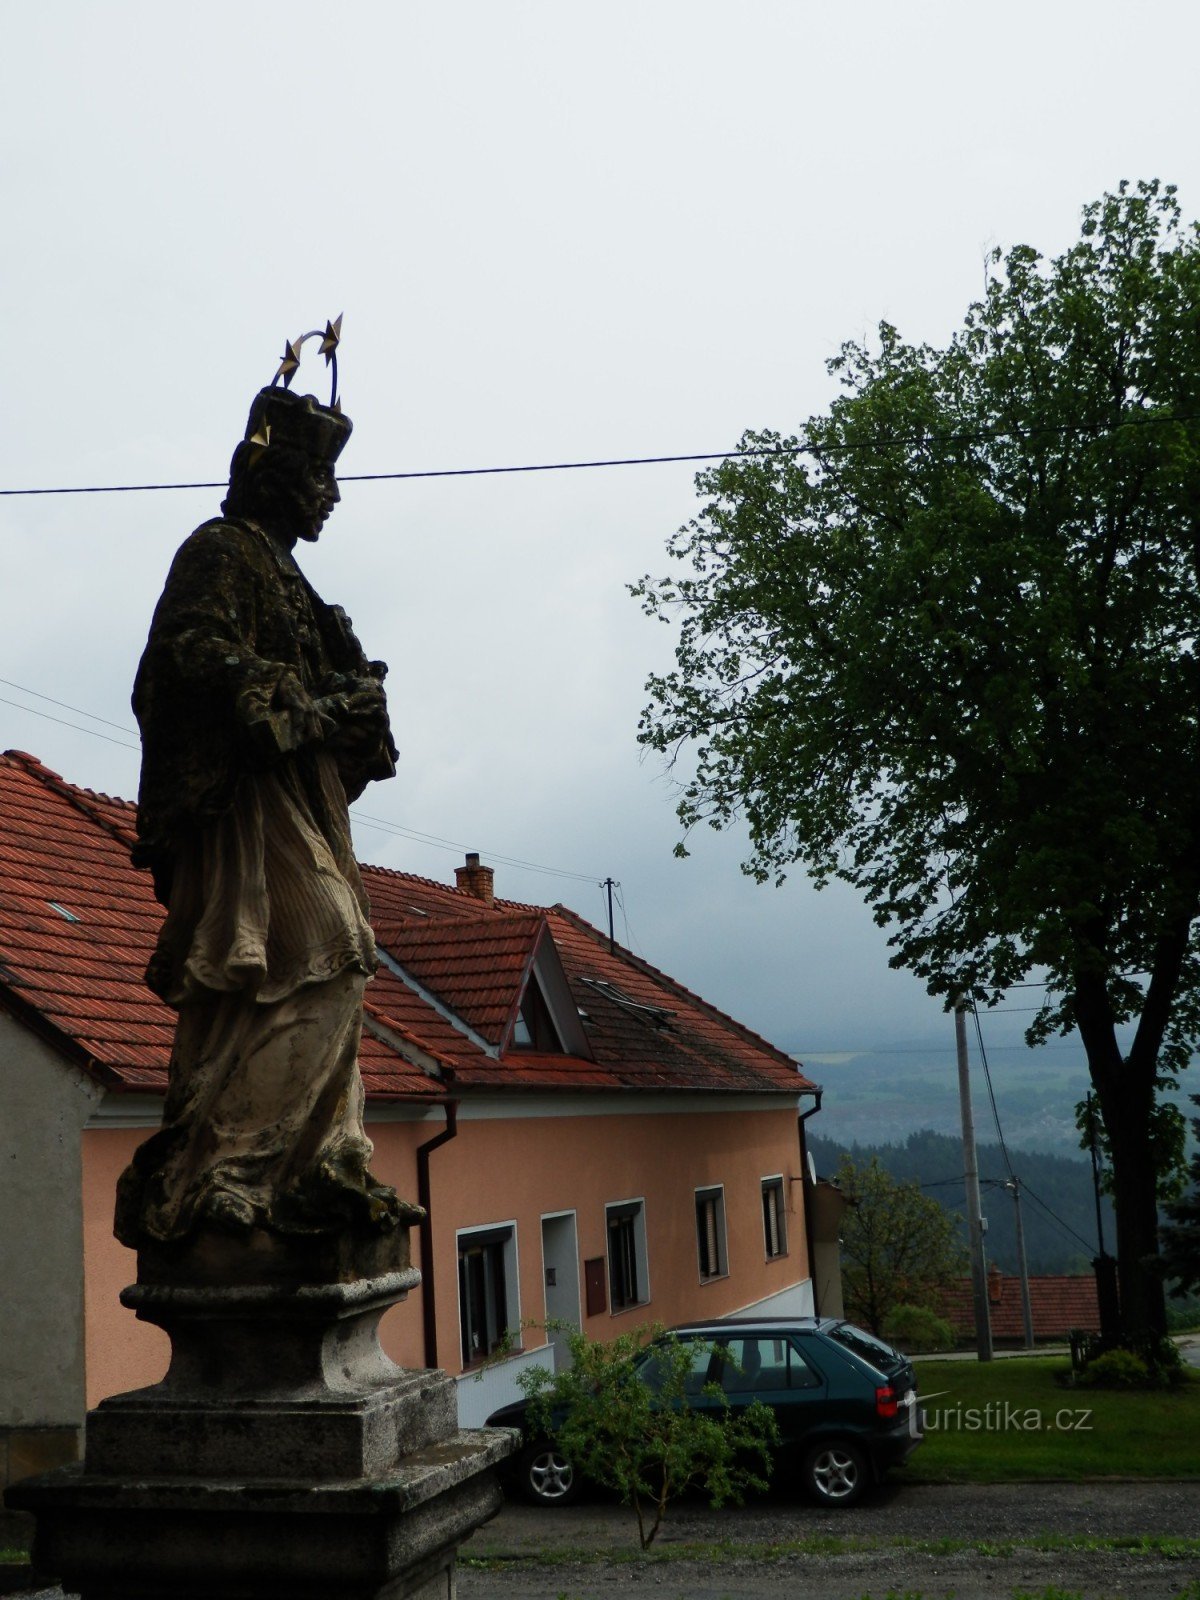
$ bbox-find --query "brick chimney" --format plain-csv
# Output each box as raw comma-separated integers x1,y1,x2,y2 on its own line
988,1263,1004,1305
455,851,494,905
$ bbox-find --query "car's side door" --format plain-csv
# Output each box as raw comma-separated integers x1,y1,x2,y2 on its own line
713,1333,830,1465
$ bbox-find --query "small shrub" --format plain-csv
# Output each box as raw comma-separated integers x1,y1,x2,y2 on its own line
882,1304,955,1354
520,1324,778,1550
1078,1348,1151,1388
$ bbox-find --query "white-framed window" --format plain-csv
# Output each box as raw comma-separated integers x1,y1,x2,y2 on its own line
761,1175,787,1260
695,1185,728,1282
605,1199,649,1312
457,1223,519,1367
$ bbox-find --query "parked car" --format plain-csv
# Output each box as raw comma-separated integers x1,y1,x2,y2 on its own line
485,1316,922,1509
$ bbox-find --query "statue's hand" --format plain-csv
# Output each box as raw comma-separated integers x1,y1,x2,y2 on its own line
274,674,337,746
315,678,389,753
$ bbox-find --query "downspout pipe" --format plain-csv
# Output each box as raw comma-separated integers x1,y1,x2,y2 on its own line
416,1100,459,1370
797,1087,824,1317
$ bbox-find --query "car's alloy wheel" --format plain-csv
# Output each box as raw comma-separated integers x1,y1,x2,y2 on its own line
521,1442,579,1506
802,1440,868,1506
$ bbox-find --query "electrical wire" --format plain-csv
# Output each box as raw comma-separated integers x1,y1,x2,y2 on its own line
349,810,601,885
1018,1179,1100,1255
969,998,1017,1181
611,882,644,959
3,408,1197,498
0,674,603,888
0,676,137,735
0,694,141,753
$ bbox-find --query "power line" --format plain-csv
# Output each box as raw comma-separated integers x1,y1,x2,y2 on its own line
0,677,137,735
611,882,645,959
0,694,140,753
970,999,1016,1180
3,408,1197,498
1019,1179,1100,1255
349,810,601,885
0,674,602,888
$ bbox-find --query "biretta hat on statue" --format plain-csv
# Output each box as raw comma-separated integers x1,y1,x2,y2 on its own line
242,386,352,466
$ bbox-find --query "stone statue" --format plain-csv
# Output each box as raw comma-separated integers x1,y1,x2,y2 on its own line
115,383,409,1247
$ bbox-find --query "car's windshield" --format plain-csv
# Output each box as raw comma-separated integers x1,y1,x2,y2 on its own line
827,1322,905,1375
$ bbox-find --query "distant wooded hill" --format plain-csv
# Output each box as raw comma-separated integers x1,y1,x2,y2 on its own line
795,1046,1194,1162
807,1128,1115,1277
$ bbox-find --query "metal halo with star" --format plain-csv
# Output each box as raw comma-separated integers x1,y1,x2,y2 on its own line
272,314,343,410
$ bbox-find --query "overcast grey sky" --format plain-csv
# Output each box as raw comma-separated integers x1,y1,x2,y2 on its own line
3,1,1197,1073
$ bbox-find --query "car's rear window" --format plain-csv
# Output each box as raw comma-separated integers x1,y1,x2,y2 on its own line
827,1323,904,1374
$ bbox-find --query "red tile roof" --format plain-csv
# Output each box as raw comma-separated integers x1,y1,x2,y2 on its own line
372,913,546,1046
0,751,813,1104
939,1270,1101,1340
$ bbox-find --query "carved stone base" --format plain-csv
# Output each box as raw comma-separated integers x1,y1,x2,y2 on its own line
6,1227,516,1599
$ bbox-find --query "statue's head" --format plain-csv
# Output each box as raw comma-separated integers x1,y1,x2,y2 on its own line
222,388,353,541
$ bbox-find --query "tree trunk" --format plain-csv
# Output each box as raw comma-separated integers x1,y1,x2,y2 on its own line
1075,977,1168,1339
1097,1065,1167,1337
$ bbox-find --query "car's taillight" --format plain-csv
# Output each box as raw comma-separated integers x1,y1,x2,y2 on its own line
875,1385,897,1419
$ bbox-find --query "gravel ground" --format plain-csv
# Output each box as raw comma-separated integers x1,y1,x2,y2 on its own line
8,1483,1199,1598
459,1482,1200,1599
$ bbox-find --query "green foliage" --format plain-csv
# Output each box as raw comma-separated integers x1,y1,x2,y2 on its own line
1165,1291,1200,1331
634,180,1200,1333
1078,1347,1152,1388
836,1155,967,1335
882,1302,956,1353
1161,1095,1200,1295
1074,1328,1186,1386
518,1324,778,1550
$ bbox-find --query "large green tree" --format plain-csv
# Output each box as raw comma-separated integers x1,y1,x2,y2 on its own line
634,181,1200,1337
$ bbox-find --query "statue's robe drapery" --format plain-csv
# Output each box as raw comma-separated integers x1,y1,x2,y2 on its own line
115,517,397,1245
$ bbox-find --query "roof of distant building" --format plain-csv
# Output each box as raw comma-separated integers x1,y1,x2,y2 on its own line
939,1268,1101,1339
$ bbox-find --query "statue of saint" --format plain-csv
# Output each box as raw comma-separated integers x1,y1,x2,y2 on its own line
115,382,408,1246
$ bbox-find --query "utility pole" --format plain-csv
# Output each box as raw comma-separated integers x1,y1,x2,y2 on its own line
955,999,993,1361
1007,1177,1035,1350
602,877,616,954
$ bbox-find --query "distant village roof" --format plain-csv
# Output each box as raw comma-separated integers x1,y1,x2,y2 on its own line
0,750,812,1104
940,1266,1101,1340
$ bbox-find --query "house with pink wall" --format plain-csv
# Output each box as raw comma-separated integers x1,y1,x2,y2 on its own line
0,751,824,1485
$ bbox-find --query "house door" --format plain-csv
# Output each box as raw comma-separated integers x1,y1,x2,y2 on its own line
540,1212,581,1369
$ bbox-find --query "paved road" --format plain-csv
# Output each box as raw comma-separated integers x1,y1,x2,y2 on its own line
460,1481,1200,1599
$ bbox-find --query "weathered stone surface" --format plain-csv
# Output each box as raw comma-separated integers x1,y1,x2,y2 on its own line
10,1427,515,1600
136,1218,416,1288
86,1228,449,1482
86,1365,457,1480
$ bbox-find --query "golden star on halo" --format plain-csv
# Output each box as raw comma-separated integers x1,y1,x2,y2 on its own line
275,337,303,387
320,314,343,364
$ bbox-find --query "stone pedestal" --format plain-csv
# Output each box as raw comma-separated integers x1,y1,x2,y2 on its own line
7,1228,515,1599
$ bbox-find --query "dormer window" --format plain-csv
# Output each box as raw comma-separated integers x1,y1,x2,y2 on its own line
511,979,562,1051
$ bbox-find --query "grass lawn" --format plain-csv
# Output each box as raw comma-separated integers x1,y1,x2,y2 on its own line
903,1355,1200,1482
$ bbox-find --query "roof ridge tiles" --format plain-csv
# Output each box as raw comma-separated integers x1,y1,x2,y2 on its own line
3,750,139,850
362,861,543,916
